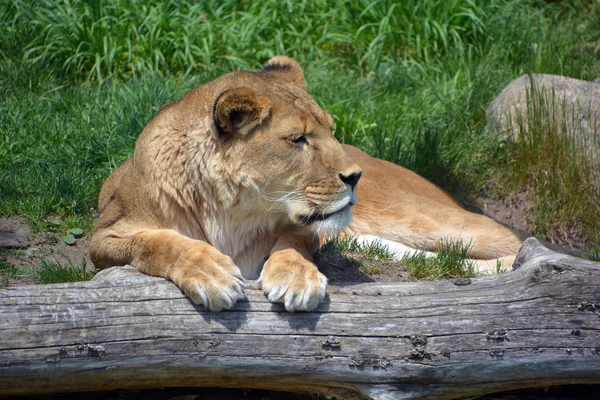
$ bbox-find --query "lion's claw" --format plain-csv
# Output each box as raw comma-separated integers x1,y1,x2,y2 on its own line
258,257,327,312
174,251,247,312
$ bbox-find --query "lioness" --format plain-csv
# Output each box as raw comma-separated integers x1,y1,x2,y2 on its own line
91,56,522,312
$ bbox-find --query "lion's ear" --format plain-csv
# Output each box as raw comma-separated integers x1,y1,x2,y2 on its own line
262,56,305,89
213,87,271,136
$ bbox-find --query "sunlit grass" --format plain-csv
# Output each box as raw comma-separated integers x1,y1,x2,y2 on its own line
0,257,23,287
318,235,395,276
318,236,479,279
401,238,477,280
32,257,96,284
6,0,495,82
320,235,396,260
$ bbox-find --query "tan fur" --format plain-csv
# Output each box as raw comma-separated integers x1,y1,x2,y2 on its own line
342,146,523,272
91,56,523,312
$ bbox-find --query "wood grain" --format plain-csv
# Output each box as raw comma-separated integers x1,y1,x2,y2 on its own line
1,238,599,400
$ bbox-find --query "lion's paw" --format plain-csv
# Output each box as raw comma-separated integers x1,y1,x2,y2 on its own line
174,250,247,312
258,252,327,312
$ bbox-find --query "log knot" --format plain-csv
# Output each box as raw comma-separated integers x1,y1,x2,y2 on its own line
489,349,505,358
349,356,392,369
409,334,431,360
410,335,428,346
453,278,472,286
322,336,341,350
486,329,510,342
409,348,432,360
77,344,106,357
533,261,570,279
578,302,597,312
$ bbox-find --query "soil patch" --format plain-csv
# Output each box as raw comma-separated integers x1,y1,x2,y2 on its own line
0,216,92,287
473,190,589,253
473,190,531,234
0,216,32,249
316,252,414,283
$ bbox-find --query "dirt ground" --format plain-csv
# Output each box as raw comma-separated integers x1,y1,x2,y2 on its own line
473,192,531,234
315,251,414,283
0,216,91,286
473,190,590,252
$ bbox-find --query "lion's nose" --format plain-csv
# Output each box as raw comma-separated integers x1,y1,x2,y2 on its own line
339,170,362,190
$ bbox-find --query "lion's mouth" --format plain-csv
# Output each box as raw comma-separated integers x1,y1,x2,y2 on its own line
300,204,351,225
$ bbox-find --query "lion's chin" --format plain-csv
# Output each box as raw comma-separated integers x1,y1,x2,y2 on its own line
296,204,353,235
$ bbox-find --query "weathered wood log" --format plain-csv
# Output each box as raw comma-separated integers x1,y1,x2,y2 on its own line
1,238,599,399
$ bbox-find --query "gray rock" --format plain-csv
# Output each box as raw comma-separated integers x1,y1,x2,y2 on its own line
25,247,40,258
0,227,31,249
487,74,600,161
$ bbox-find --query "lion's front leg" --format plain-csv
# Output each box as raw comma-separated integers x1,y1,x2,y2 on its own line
258,234,326,312
91,229,247,311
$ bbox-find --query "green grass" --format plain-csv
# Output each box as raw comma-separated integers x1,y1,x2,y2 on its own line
318,236,479,279
5,0,496,83
1,253,97,286
401,238,478,280
0,72,199,229
498,78,600,246
0,0,599,254
587,245,600,262
0,258,23,287
320,236,396,261
32,257,97,284
318,236,395,275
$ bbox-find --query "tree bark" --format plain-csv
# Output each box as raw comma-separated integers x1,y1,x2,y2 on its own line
1,238,599,400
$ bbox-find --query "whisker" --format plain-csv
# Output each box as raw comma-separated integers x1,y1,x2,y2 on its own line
252,188,308,214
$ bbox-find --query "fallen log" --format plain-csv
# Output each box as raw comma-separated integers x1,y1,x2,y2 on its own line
1,238,599,400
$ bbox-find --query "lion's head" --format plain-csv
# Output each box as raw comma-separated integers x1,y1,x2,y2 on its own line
207,56,362,234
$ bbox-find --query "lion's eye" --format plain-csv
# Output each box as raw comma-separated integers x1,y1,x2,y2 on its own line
288,135,308,145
